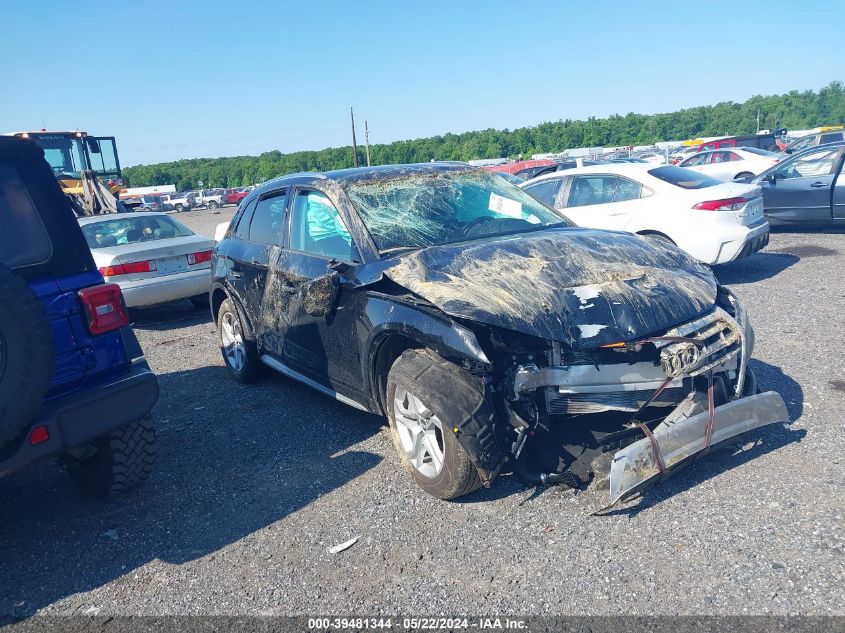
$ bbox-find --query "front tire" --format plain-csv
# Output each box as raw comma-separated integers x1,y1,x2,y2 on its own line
208,201,219,209
386,349,483,499
175,204,184,212
67,415,156,496
217,297,264,382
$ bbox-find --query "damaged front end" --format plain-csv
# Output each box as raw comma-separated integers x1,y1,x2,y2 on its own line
494,291,787,508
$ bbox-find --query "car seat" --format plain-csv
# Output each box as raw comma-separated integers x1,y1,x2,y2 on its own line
126,229,142,242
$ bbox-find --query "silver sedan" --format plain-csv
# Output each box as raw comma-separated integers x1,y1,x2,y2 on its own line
78,212,215,308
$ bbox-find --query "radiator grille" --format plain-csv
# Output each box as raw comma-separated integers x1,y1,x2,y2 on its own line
546,386,688,415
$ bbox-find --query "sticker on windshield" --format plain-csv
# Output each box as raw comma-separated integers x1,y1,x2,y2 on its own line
488,192,523,218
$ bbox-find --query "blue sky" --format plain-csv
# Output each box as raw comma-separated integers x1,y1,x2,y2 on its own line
2,0,840,166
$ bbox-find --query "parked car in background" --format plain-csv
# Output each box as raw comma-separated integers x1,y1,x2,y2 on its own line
669,147,700,165
520,164,769,265
752,142,845,226
224,187,252,206
78,212,216,308
483,159,556,179
632,151,666,165
210,162,785,505
161,192,193,212
679,147,781,181
137,196,166,211
695,132,781,152
785,129,844,154
188,190,225,209
0,135,157,496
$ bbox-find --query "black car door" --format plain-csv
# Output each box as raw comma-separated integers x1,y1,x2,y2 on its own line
760,146,841,224
225,190,288,338
264,188,366,400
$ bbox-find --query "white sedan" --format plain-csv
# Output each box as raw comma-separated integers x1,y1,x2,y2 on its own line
520,164,770,265
78,212,215,308
678,147,781,181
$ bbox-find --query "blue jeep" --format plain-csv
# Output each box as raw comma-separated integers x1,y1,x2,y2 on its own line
0,136,158,495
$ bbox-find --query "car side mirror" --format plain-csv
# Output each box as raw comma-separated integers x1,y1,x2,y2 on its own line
766,172,777,184
302,271,341,319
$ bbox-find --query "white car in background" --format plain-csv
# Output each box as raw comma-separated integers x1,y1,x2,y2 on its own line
632,151,666,165
678,147,781,181
78,212,215,308
520,164,769,265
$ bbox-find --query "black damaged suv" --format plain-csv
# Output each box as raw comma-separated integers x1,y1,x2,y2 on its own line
0,136,158,495
211,164,786,506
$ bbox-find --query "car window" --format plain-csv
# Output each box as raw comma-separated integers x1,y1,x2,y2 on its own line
775,148,838,179
567,176,617,207
232,198,257,239
248,191,287,245
289,190,358,261
523,178,563,207
0,164,53,268
80,215,193,248
648,166,722,189
614,177,646,202
681,153,708,167
820,132,842,144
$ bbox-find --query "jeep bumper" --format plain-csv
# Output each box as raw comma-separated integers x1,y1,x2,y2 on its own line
0,362,159,478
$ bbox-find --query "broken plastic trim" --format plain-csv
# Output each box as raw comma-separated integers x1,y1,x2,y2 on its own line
605,390,788,508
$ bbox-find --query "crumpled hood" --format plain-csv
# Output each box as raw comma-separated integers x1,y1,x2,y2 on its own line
381,228,718,349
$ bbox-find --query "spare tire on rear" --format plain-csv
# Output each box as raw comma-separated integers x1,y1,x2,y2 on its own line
0,263,54,448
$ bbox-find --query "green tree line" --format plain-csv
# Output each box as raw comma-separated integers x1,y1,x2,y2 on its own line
124,82,845,191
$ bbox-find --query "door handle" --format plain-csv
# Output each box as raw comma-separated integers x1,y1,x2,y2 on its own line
810,182,827,188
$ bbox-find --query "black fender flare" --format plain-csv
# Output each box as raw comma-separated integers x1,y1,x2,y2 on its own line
210,281,256,341
362,294,491,407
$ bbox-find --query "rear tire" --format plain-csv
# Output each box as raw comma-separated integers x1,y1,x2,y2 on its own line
175,204,184,212
208,201,219,209
0,264,54,449
67,415,156,496
217,297,264,382
386,349,484,499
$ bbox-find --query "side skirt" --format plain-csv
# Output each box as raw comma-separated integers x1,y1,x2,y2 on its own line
260,355,370,412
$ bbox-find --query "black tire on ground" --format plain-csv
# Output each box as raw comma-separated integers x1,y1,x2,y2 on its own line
386,348,484,499
175,204,184,212
208,201,219,209
217,297,265,383
0,264,54,449
67,414,156,496
190,294,209,308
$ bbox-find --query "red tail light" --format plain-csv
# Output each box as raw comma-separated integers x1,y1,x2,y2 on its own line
187,250,213,265
693,197,747,211
29,425,49,446
78,284,129,335
99,260,156,277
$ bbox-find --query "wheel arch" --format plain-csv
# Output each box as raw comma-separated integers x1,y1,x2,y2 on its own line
636,229,676,245
210,282,257,340
362,294,491,416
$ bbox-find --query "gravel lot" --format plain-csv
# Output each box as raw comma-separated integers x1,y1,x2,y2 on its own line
1,207,843,617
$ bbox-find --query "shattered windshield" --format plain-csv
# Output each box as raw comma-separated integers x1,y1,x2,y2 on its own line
344,170,572,252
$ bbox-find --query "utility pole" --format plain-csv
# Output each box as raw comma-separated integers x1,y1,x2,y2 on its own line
756,108,760,133
350,107,359,168
365,120,371,167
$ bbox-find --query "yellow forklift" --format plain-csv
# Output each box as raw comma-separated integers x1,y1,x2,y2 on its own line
9,130,127,215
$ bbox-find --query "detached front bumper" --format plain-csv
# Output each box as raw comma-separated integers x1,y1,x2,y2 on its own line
607,388,788,507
